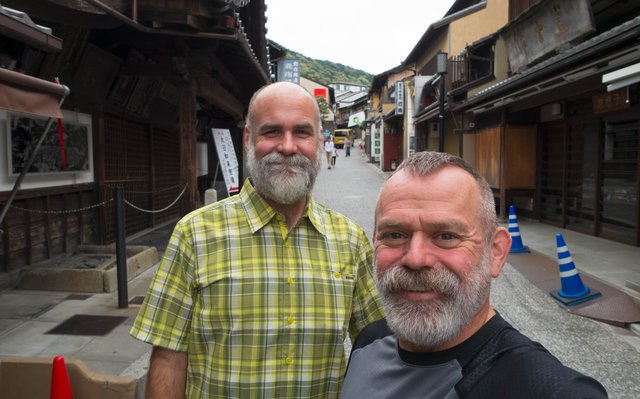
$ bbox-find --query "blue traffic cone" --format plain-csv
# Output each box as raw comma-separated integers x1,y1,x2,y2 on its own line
550,233,601,306
508,205,530,253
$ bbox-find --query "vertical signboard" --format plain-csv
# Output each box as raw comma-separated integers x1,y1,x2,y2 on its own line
372,123,381,162
211,128,240,196
395,80,404,115
277,59,301,84
406,85,416,157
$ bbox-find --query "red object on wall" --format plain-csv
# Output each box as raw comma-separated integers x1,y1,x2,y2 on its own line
383,127,401,171
313,88,327,101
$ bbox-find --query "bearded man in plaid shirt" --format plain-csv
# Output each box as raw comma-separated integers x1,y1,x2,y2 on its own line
131,82,384,398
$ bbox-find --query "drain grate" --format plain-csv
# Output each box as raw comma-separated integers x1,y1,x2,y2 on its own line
128,295,145,305
46,314,127,336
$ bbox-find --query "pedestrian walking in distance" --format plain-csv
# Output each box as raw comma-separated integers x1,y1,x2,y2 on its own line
324,135,335,169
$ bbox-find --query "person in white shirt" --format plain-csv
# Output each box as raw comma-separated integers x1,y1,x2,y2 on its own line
324,136,334,169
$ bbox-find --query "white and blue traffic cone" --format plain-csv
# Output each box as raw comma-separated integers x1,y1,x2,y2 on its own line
508,205,530,253
550,233,601,306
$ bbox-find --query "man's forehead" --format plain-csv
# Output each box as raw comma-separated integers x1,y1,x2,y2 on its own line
256,83,308,102
376,168,482,219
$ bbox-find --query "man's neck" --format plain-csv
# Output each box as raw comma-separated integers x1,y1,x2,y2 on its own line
257,190,308,230
272,199,307,230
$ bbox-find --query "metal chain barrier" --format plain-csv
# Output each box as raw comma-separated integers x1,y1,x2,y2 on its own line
2,183,188,215
123,183,188,214
101,182,185,194
6,199,113,214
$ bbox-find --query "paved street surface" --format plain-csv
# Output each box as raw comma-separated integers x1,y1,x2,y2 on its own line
0,143,639,397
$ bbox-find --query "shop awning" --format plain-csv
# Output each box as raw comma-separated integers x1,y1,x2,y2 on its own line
348,111,365,127
0,68,68,227
0,67,66,118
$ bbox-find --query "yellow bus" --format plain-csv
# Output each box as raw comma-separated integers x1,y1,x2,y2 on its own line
333,129,351,148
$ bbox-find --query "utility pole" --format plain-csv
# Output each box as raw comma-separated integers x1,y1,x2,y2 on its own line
437,52,448,153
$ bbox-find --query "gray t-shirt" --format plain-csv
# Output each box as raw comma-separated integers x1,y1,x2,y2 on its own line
340,314,607,399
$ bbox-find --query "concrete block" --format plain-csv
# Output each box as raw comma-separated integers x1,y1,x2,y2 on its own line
16,246,159,293
0,356,137,399
103,247,159,293
18,268,105,292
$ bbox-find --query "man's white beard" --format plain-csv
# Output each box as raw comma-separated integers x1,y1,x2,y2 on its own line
245,139,322,204
375,249,493,349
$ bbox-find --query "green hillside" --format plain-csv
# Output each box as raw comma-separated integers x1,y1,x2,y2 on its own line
287,50,373,88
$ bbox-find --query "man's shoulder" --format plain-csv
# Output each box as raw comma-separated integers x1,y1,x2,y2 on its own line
177,194,243,225
351,319,394,351
459,320,608,398
311,200,366,234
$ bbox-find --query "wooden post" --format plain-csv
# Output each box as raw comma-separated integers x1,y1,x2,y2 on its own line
114,186,128,309
179,81,199,214
499,110,507,221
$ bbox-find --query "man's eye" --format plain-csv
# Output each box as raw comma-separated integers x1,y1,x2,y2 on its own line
378,232,406,245
295,129,312,137
440,232,456,240
435,232,461,248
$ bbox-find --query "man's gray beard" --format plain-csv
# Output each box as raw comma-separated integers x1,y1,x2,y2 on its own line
245,139,322,204
375,248,492,349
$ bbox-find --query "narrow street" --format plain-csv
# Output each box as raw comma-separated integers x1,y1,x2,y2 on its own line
313,141,388,237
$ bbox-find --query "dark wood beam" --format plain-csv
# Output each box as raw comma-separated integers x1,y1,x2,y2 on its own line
195,73,244,120
190,50,242,97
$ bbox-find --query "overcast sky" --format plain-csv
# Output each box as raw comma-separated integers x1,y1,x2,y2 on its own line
265,0,457,75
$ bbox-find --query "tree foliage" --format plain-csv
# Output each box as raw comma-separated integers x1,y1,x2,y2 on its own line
316,96,330,122
287,50,373,87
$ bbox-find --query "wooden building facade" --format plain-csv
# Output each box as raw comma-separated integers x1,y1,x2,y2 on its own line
0,0,277,271
449,0,640,245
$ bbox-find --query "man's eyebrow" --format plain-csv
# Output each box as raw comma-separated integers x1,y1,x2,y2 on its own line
376,220,405,230
376,219,469,232
257,123,281,132
293,122,315,131
257,122,315,132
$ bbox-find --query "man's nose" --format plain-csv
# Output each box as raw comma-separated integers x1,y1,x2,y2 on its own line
278,132,297,155
402,234,436,270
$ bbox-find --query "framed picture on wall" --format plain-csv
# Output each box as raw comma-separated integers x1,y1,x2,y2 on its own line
7,113,91,176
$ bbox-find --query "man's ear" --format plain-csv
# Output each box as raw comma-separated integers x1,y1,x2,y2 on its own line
489,227,512,278
243,127,250,152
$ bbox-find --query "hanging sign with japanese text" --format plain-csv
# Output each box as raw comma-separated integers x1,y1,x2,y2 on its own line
211,128,240,195
277,59,301,84
395,80,404,115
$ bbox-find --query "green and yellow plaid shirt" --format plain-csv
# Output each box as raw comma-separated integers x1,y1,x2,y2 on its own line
131,179,384,398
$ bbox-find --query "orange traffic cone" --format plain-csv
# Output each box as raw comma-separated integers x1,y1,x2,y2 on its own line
50,356,73,399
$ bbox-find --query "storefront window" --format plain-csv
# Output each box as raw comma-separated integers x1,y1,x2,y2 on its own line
566,123,597,232
540,125,564,224
599,120,638,242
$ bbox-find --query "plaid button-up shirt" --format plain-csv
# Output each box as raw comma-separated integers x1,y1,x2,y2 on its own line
131,180,384,398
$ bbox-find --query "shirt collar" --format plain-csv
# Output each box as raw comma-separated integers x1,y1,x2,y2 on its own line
240,178,327,236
